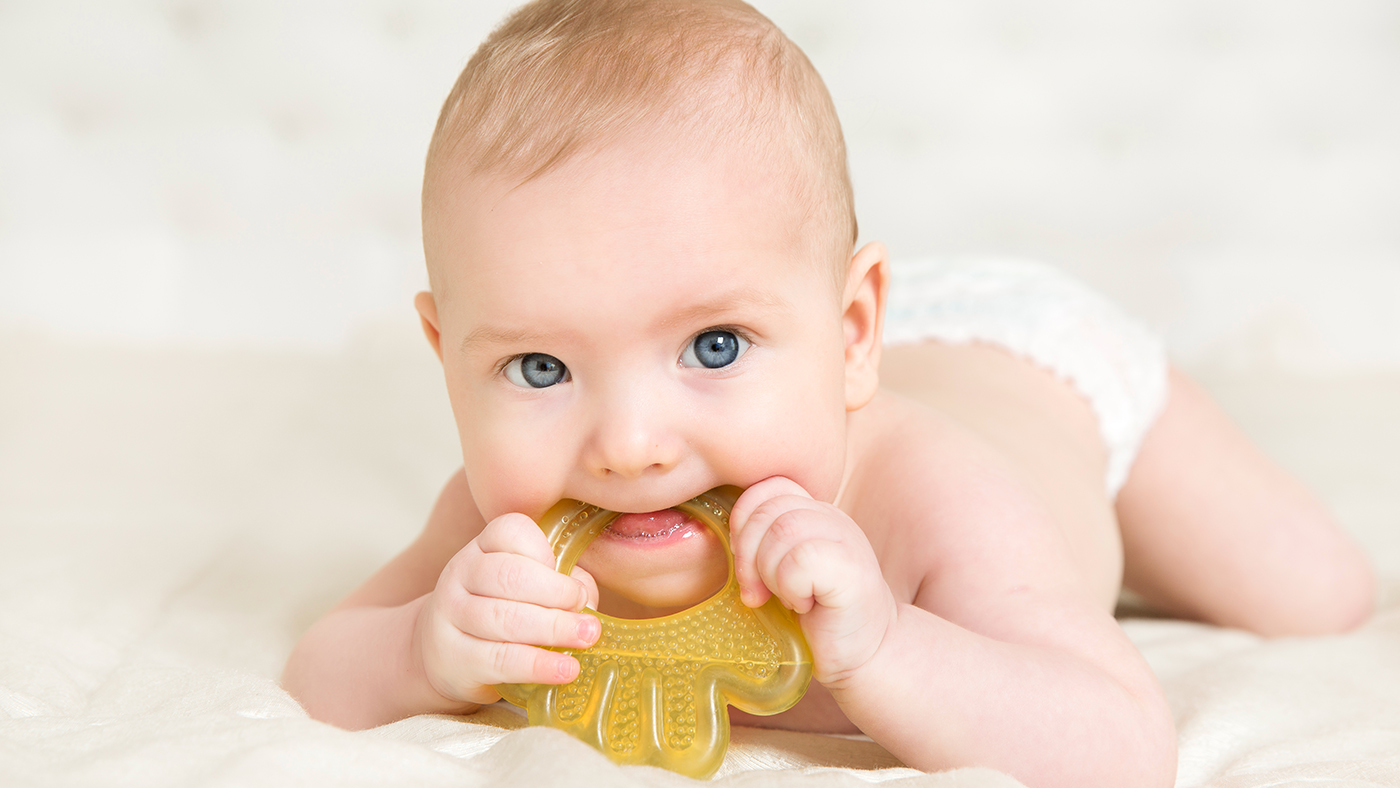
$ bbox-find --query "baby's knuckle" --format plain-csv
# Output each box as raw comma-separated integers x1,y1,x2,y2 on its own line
437,585,475,626
530,650,557,682
753,495,787,518
786,539,829,571
487,640,516,680
767,512,807,542
491,599,528,638
493,555,528,595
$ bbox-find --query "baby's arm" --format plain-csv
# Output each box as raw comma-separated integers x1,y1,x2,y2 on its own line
280,468,600,729
731,474,1176,788
844,562,1175,787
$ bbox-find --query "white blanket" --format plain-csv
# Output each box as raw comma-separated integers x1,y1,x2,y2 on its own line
3,325,1398,787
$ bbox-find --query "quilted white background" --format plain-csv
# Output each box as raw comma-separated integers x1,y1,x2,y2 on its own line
1,0,1398,372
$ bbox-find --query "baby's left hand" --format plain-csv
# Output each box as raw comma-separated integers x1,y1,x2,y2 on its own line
730,477,898,688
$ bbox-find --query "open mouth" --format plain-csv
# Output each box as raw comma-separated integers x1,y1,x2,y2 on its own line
602,508,701,544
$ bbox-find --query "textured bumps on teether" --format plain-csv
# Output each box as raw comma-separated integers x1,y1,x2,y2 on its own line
496,486,813,779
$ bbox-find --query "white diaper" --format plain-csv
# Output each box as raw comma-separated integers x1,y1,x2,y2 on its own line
882,257,1169,499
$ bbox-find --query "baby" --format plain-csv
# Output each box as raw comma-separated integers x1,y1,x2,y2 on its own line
281,1,1376,785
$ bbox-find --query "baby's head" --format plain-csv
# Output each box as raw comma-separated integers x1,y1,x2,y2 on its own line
415,0,887,610
422,0,857,293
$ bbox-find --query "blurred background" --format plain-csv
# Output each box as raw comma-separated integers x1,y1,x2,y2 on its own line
1,7,1397,780
1,0,1397,372
1,6,1399,757
1,1,1398,577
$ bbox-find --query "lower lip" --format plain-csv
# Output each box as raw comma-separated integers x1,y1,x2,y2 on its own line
602,509,703,547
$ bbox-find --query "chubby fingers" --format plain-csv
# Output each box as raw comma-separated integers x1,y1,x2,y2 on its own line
470,513,589,611
750,502,858,614
730,476,813,536
438,513,602,686
755,516,860,616
424,635,586,705
474,512,561,571
731,478,823,608
455,572,601,648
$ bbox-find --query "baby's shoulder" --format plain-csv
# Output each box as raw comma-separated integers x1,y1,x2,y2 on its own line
845,389,1028,510
842,391,1079,601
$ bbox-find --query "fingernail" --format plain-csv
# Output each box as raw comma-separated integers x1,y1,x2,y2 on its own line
578,616,600,644
559,657,579,683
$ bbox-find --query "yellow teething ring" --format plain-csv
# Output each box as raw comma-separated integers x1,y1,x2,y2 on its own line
497,486,812,778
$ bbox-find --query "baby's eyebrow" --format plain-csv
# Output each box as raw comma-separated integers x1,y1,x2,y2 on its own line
658,290,793,330
457,290,791,356
458,325,549,355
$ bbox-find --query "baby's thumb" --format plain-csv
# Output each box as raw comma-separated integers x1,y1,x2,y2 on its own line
569,565,601,611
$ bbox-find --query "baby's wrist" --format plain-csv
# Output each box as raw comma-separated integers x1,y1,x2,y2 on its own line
816,597,902,697
403,594,486,716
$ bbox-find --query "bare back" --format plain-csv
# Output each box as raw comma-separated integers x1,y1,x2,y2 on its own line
871,340,1123,609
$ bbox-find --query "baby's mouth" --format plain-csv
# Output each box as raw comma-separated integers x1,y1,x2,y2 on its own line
604,509,695,542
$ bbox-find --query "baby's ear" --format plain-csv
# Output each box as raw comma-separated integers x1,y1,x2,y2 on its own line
414,291,445,364
841,242,889,411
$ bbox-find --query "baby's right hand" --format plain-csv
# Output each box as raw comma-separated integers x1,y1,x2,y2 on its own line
413,512,601,709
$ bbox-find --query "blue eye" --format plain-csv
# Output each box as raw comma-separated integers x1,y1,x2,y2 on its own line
681,330,749,369
504,353,569,388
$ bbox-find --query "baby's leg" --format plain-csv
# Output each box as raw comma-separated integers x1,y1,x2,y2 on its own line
1115,367,1374,636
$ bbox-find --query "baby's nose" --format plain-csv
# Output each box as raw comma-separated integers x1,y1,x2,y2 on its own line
583,390,682,480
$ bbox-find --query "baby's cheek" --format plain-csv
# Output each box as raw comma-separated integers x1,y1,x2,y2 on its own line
463,431,563,521
729,416,846,504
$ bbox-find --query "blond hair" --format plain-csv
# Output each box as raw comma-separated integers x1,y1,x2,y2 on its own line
422,0,857,290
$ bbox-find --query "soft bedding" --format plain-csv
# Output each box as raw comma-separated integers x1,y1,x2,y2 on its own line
2,325,1398,788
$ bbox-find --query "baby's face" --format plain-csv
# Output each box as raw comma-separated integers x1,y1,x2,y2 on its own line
421,137,853,611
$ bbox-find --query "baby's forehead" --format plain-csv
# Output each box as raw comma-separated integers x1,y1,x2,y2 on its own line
426,141,842,314
438,123,810,230
426,67,807,212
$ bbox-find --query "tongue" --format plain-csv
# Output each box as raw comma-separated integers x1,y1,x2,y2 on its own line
607,509,689,538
